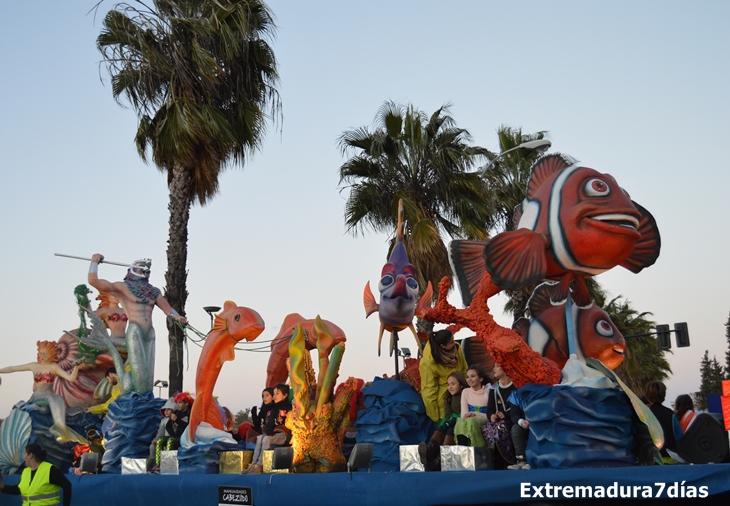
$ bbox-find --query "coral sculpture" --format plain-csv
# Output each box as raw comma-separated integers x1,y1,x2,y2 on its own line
286,316,358,472
424,274,561,387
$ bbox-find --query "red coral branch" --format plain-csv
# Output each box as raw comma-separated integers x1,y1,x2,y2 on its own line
423,274,561,387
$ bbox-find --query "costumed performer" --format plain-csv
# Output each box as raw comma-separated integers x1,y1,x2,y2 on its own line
87,253,186,394
0,443,72,506
673,394,697,439
418,370,467,471
149,398,176,470
247,387,274,443
645,381,677,457
0,341,84,443
419,329,467,422
247,384,292,474
453,366,489,447
83,367,120,417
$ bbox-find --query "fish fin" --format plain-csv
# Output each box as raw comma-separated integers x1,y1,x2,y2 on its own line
528,281,560,316
407,323,423,354
461,337,494,374
388,330,395,357
525,154,574,200
484,229,548,290
415,282,433,317
363,282,379,318
571,277,593,308
621,201,661,273
449,240,488,306
550,274,573,305
206,400,224,430
377,325,385,357
512,318,531,341
219,344,236,365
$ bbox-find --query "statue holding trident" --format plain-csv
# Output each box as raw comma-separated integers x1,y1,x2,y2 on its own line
87,253,187,394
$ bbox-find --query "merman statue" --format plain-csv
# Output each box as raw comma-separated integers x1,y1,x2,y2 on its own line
87,253,186,394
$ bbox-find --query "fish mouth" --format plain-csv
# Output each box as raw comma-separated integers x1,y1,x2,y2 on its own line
612,346,625,356
587,213,640,231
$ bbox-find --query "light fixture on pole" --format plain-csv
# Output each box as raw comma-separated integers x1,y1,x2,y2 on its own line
480,139,552,176
203,306,221,329
154,379,169,398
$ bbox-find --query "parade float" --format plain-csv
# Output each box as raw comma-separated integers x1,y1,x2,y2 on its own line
1,156,729,506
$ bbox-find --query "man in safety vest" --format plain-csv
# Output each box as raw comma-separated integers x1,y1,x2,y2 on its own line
0,443,71,506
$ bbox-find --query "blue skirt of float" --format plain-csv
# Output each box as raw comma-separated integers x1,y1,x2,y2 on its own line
514,384,636,469
102,391,165,473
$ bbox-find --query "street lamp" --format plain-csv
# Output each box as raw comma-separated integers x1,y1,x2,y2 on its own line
203,306,221,329
480,139,552,176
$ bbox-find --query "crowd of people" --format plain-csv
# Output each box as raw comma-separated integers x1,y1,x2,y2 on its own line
416,329,704,471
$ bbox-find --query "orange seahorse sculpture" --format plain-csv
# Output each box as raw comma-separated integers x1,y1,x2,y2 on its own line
189,301,265,442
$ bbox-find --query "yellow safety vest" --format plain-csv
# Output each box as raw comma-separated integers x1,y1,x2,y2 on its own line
18,461,61,506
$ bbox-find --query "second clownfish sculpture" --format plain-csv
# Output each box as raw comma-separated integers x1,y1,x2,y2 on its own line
364,200,432,357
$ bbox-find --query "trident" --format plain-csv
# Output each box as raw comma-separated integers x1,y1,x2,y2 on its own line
54,253,133,267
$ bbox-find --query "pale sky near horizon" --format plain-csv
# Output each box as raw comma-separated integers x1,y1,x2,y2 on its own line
0,1,728,419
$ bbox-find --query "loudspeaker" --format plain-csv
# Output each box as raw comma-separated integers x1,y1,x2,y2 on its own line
677,413,729,464
271,447,294,470
79,452,99,473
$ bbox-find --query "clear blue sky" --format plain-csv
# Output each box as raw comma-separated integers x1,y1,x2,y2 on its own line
0,1,728,416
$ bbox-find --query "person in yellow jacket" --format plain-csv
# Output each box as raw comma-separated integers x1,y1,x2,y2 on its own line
84,367,121,416
419,329,467,422
0,443,72,506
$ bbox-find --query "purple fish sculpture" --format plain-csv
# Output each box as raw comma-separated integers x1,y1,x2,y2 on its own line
364,200,432,356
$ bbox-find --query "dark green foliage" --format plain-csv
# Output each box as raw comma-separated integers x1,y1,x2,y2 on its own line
338,101,492,298
695,350,724,410
98,0,280,394
234,407,252,427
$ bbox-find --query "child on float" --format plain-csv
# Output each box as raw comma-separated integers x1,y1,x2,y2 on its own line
480,362,530,470
418,370,468,470
246,383,292,473
453,366,490,447
246,387,275,444
673,394,698,439
148,398,176,471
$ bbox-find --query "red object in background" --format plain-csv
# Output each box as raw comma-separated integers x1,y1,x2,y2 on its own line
721,380,730,431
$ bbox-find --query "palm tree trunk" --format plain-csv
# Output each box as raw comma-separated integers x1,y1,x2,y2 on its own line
165,166,192,395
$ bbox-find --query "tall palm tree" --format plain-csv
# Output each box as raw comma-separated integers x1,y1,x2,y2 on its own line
338,102,492,305
483,126,549,319
97,0,280,394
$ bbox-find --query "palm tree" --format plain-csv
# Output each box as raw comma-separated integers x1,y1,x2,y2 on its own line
338,102,493,305
97,0,281,394
590,279,672,398
483,126,549,319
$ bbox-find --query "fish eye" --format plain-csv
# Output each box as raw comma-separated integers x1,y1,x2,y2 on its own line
379,275,394,290
585,178,611,197
234,314,241,322
406,277,418,290
595,320,614,337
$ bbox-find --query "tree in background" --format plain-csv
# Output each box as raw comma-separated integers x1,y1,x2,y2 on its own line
338,102,492,304
482,126,549,320
695,350,724,410
234,407,252,428
97,0,281,394
589,279,671,399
